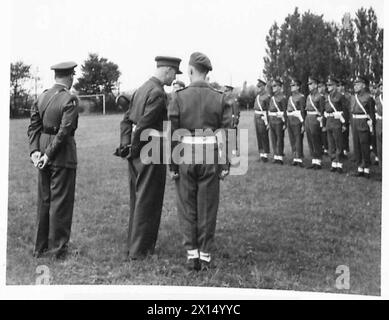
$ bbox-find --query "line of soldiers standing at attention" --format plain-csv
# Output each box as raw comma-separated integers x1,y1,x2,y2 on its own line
252,75,383,179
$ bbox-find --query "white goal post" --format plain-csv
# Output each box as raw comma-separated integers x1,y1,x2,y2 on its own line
77,94,106,115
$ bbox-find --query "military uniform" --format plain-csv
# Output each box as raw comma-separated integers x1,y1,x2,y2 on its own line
168,52,232,269
317,79,329,155
324,78,348,172
27,61,78,258
350,76,375,177
375,83,383,166
287,80,305,166
120,56,182,259
224,85,239,154
341,92,352,156
269,80,287,164
305,77,325,169
254,90,270,161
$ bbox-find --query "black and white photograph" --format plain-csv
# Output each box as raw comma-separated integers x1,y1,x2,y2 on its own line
1,0,387,300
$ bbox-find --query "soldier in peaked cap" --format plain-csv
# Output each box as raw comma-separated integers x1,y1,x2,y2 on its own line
223,85,240,155
268,78,287,164
375,79,383,169
287,78,306,167
324,76,348,173
350,75,376,178
305,76,325,169
369,80,380,166
337,79,352,157
119,55,182,260
317,78,329,155
27,61,78,259
168,52,232,271
254,78,271,162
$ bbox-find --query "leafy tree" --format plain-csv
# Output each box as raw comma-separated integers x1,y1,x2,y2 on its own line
337,13,357,83
263,8,340,95
74,53,121,95
10,61,31,117
354,7,383,82
263,7,383,93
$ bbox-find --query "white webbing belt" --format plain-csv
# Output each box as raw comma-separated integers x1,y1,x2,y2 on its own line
254,110,266,115
376,113,382,120
352,114,369,119
307,111,320,115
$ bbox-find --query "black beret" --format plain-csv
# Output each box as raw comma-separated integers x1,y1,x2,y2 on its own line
155,56,182,74
189,52,213,72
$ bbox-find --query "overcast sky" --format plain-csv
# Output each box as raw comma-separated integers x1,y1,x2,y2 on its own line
11,0,384,93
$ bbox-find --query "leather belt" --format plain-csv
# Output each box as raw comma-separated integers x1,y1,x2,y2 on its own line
42,126,75,136
42,126,58,135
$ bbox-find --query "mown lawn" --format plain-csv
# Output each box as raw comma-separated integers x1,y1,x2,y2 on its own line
6,111,381,295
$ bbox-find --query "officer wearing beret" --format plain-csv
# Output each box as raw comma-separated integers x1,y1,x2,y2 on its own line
269,78,287,164
287,78,306,167
324,76,348,173
350,76,376,178
375,79,383,169
27,61,79,259
337,79,352,157
253,78,271,162
305,76,325,169
119,55,182,259
168,52,232,271
318,78,329,155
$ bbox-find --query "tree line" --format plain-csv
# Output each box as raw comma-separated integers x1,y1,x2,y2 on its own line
9,53,121,118
238,6,383,109
9,6,383,117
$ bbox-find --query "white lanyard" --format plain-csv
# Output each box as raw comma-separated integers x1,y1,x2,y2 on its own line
355,94,368,115
272,96,281,112
289,96,298,111
308,95,319,113
327,95,337,112
256,95,263,111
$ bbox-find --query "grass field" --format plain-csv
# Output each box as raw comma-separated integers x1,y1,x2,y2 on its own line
7,111,381,295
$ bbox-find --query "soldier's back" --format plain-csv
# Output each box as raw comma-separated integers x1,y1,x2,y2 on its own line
176,80,224,131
